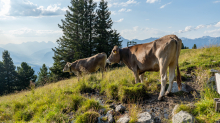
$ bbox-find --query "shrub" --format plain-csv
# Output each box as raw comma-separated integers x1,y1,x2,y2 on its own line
120,83,147,102
107,83,118,99
75,111,99,123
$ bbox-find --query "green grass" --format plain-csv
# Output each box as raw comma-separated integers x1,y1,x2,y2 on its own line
1,46,220,122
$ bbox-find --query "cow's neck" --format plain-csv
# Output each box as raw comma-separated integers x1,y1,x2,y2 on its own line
120,48,132,69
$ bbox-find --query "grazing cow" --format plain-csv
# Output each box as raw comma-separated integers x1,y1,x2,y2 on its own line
106,35,182,100
63,52,107,79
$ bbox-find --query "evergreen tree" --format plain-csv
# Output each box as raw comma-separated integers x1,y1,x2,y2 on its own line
94,0,121,56
0,61,6,95
37,64,49,86
16,62,37,90
50,0,97,79
181,43,185,49
192,44,197,49
2,50,17,94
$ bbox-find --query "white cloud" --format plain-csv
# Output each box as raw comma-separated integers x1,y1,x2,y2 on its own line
111,11,116,15
114,18,124,22
204,29,220,37
146,0,159,3
3,0,67,17
121,26,169,40
0,0,11,16
119,8,126,12
195,25,205,29
113,0,137,7
160,2,172,9
146,19,150,21
215,21,220,27
213,1,220,3
118,8,132,12
207,25,212,28
185,26,192,32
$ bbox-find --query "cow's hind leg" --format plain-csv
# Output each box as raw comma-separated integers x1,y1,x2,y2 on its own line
165,63,176,96
132,67,140,84
158,61,168,101
139,74,144,83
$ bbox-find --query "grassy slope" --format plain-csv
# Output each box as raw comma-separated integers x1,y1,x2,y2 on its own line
1,46,220,122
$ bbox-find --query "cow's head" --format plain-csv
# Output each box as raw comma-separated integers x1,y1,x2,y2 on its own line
63,62,73,72
106,46,121,64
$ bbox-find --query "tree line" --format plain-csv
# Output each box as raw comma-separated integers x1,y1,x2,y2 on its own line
50,0,122,80
0,51,37,95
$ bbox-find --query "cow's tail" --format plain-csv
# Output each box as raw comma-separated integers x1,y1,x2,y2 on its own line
175,37,182,91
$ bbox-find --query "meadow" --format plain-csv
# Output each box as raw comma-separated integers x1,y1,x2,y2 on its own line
1,46,220,122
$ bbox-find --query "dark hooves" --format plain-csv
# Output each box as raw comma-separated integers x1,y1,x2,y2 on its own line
158,96,165,101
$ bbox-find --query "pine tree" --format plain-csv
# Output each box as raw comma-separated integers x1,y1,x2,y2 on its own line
37,64,49,86
2,50,17,94
50,0,97,79
192,44,197,49
16,62,37,90
181,43,185,49
94,0,121,56
0,61,6,95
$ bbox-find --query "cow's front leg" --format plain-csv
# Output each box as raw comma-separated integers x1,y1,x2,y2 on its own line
139,74,144,83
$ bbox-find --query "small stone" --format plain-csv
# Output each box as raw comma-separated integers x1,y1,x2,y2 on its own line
171,81,188,93
115,104,126,113
116,114,130,123
137,112,154,123
172,111,196,123
106,109,114,123
172,104,180,117
211,69,219,73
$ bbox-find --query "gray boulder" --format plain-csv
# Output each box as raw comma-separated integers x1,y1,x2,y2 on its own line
172,104,180,117
137,112,154,123
106,109,114,123
115,104,126,113
171,81,188,93
172,111,196,123
116,114,130,123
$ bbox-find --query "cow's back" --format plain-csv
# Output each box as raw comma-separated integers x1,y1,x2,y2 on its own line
76,53,107,73
127,35,181,73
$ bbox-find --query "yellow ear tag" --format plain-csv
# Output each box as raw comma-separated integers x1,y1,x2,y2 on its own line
114,51,117,53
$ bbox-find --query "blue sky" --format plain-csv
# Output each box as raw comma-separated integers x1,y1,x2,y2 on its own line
0,0,220,44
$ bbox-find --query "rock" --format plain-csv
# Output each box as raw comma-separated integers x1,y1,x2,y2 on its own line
172,111,196,123
172,104,180,117
137,112,154,123
171,81,188,93
106,109,114,123
211,69,219,73
215,73,220,94
115,104,126,113
207,76,217,91
116,114,130,123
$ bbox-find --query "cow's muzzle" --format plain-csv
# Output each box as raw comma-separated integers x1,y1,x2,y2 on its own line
106,59,111,64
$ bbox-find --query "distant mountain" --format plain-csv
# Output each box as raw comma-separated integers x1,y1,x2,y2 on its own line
120,36,220,48
0,41,57,74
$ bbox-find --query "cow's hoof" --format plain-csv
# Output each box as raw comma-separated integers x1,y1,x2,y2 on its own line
165,91,170,96
158,96,164,101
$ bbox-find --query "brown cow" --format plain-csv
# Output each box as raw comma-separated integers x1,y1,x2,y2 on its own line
63,52,107,79
106,35,182,100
